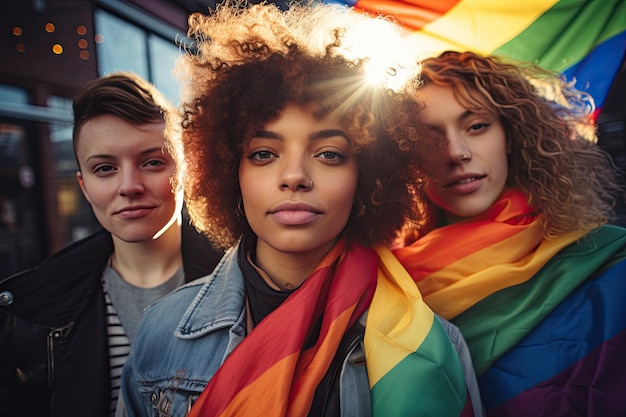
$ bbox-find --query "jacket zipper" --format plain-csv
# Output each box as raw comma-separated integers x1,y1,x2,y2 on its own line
47,322,75,388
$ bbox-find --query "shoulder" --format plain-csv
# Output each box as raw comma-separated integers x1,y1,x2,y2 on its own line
562,224,626,262
577,224,626,245
131,249,244,373
435,314,464,346
141,246,242,331
0,230,112,321
1,229,112,283
141,279,205,325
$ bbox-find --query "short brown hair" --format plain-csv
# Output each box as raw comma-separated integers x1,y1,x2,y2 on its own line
72,72,173,168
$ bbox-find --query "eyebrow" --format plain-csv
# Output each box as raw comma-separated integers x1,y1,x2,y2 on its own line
427,109,486,132
84,147,164,163
460,107,496,121
311,129,348,140
252,129,349,141
458,110,474,121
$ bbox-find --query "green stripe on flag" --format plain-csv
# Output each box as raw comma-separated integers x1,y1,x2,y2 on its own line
371,318,467,416
494,0,626,71
455,225,626,376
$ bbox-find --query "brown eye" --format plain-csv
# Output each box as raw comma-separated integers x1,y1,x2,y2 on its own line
248,150,274,160
316,150,346,165
468,123,490,133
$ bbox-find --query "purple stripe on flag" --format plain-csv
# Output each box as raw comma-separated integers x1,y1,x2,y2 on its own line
479,259,626,413
487,329,626,417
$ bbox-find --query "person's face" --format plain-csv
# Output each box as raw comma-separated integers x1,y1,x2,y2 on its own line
75,114,178,243
419,84,509,220
239,103,358,262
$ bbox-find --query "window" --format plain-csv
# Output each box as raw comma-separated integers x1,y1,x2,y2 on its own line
0,85,44,276
94,9,182,104
48,95,99,243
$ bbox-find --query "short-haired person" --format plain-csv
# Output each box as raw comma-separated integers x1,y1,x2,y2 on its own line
0,72,223,417
120,3,484,417
393,51,626,417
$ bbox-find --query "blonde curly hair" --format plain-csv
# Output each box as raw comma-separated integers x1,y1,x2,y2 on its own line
416,51,622,238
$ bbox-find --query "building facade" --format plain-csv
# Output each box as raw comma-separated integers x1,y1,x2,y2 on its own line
0,0,196,277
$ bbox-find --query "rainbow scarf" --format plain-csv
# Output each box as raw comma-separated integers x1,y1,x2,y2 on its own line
328,0,626,117
187,240,473,417
393,189,626,416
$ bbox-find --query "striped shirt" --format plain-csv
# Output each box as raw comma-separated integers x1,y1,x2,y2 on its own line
102,288,131,416
102,265,185,416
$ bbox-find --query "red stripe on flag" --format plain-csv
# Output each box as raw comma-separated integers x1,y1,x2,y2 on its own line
353,0,460,30
187,243,378,417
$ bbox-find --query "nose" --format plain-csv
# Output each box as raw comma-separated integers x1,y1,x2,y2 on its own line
446,131,471,164
278,157,313,192
118,168,145,196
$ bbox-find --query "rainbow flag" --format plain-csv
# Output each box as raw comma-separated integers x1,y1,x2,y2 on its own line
465,245,626,416
324,0,626,117
187,241,472,417
393,190,626,416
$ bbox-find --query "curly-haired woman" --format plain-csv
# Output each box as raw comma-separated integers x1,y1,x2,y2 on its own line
394,51,626,417
119,4,485,417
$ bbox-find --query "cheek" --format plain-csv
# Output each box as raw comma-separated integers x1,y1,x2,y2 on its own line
157,178,176,200
238,172,265,216
79,178,99,201
331,176,359,218
424,179,441,203
424,180,451,213
496,148,510,183
336,190,356,218
81,185,109,212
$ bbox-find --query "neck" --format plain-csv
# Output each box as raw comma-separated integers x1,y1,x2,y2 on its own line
442,211,468,225
110,223,182,288
254,240,336,291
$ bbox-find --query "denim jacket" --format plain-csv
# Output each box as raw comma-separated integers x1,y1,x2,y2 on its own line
121,245,484,417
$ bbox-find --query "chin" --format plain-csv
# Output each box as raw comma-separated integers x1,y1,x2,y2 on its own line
114,231,159,243
457,207,491,218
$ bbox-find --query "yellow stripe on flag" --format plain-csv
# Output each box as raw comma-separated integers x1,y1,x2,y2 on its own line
365,245,434,386
425,228,588,319
405,0,559,58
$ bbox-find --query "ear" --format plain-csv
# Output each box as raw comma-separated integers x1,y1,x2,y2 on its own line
76,171,92,204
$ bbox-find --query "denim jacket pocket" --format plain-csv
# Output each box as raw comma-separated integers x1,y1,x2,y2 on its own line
138,370,205,417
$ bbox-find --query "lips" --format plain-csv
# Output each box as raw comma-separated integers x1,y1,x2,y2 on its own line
115,206,154,219
441,175,485,194
269,202,322,226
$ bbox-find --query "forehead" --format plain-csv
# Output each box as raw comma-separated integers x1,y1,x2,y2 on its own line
75,114,165,153
251,103,345,137
419,84,492,122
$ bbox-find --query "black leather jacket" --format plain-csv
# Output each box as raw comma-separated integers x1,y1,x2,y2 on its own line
0,220,223,417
